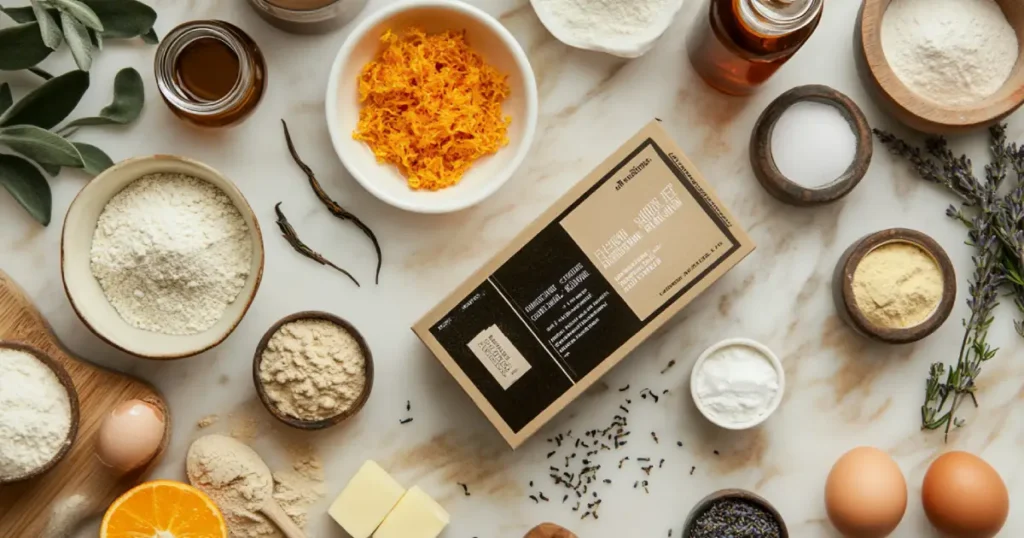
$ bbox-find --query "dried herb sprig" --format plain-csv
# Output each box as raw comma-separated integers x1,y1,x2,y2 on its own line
275,202,360,287
281,119,382,284
875,125,1024,439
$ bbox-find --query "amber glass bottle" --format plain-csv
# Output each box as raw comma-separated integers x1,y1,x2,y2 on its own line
688,0,823,96
154,21,267,127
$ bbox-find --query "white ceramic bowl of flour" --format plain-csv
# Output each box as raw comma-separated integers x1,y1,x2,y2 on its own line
326,0,538,214
530,0,685,58
61,155,265,359
690,338,785,430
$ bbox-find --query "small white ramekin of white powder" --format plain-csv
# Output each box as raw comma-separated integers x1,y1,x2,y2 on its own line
0,346,73,481
690,338,784,430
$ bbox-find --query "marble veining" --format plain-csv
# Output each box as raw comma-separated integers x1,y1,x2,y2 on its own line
2,0,1024,536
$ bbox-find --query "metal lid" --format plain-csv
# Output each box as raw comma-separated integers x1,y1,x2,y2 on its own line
741,0,823,36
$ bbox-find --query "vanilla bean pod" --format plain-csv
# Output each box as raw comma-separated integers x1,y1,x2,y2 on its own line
281,119,383,284
275,203,360,287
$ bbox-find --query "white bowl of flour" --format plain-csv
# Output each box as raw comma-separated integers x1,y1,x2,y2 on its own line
530,0,685,58
690,338,785,430
61,155,265,359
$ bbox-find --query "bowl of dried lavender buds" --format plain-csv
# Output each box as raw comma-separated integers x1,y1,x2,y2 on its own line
682,489,788,538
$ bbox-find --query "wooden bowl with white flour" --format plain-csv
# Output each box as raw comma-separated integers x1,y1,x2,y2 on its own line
856,0,1024,134
61,155,265,359
0,342,80,484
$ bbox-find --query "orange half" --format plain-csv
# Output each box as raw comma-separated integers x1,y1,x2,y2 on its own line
101,480,227,538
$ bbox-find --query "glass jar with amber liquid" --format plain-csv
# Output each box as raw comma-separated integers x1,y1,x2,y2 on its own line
688,0,823,96
155,20,267,127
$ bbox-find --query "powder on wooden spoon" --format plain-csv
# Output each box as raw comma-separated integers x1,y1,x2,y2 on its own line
187,434,274,536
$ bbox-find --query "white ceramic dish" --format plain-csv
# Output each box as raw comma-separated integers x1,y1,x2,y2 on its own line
325,0,538,214
689,337,785,430
61,155,265,360
529,0,684,58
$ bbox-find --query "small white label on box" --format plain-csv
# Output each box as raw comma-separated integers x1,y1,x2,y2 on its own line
468,325,531,390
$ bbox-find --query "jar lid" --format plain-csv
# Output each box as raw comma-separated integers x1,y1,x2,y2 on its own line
744,0,822,35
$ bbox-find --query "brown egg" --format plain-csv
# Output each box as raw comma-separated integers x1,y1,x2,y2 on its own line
96,399,166,473
922,451,1008,538
825,446,907,538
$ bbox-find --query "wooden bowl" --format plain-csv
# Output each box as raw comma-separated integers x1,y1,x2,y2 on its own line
253,311,373,430
833,228,956,344
750,84,873,206
855,0,1024,134
682,489,789,537
61,154,265,359
0,342,80,484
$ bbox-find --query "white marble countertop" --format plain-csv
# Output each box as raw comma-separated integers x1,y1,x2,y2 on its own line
3,0,1023,536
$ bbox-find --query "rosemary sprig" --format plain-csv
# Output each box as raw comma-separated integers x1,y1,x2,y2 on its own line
275,202,360,287
281,119,383,284
875,125,1024,439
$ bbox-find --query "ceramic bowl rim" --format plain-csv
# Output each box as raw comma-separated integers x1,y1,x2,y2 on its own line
324,0,539,214
60,154,265,360
689,337,785,430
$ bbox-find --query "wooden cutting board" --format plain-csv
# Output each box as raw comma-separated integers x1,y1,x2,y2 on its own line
0,270,171,537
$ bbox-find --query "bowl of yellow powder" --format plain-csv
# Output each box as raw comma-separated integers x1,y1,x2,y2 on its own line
325,0,538,213
833,228,956,344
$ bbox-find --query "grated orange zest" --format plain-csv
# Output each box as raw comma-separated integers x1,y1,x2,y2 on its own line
354,28,512,191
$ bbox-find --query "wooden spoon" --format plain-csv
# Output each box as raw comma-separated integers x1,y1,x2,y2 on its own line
260,497,307,538
186,435,307,538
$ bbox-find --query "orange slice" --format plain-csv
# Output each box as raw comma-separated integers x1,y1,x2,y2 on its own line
101,480,227,538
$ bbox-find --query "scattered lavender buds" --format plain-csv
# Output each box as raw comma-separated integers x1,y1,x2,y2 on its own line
688,499,782,538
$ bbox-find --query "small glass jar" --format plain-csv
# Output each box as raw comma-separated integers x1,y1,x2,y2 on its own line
247,0,368,34
154,20,267,128
688,0,823,96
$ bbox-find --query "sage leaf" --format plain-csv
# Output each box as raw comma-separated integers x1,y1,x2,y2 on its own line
38,162,60,177
0,84,11,117
0,70,89,129
73,142,112,175
0,125,84,167
61,10,93,71
0,6,37,23
0,153,51,225
141,27,157,44
31,0,63,49
52,0,103,31
81,0,155,39
60,67,143,133
0,22,52,70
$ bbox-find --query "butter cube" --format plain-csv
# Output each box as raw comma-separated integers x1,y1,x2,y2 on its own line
328,461,406,538
374,486,450,538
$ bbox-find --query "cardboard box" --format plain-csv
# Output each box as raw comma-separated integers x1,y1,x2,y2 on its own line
413,120,755,448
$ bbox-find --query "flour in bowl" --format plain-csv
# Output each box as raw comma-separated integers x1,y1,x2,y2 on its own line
0,347,72,479
90,173,253,335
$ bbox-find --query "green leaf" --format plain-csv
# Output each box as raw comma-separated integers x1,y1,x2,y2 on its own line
38,162,60,176
0,125,84,167
52,0,103,31
89,27,102,49
0,70,89,129
0,84,11,117
61,10,92,71
140,27,157,44
0,6,37,23
60,67,143,133
73,141,112,175
0,22,52,70
0,153,51,225
81,0,155,39
31,0,62,49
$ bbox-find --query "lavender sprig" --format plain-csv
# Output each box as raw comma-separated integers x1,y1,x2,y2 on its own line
875,125,1018,439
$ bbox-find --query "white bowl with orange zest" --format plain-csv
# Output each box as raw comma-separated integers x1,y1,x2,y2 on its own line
326,0,538,214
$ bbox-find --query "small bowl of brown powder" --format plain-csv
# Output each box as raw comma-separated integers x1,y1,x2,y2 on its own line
833,228,957,344
253,311,373,429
